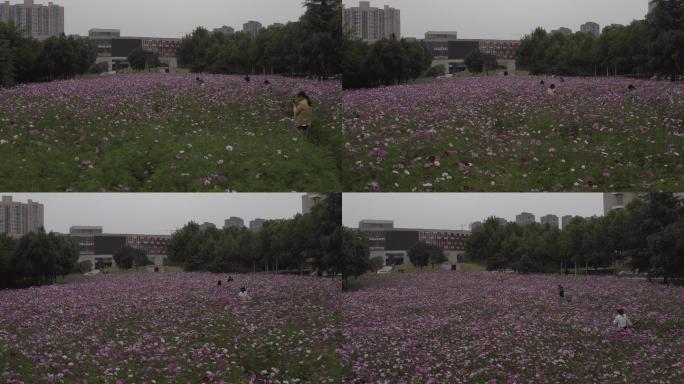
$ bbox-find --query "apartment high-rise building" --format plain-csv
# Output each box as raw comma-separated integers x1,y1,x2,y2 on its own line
199,222,216,231
561,215,575,230
0,196,44,236
580,22,600,37
249,219,266,231
516,212,536,225
551,27,573,35
224,217,245,229
0,0,64,39
213,25,234,35
242,21,262,38
540,214,559,229
342,1,400,43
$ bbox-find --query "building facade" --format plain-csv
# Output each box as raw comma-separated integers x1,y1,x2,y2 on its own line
358,221,470,267
425,37,520,73
516,212,536,225
342,1,400,43
561,215,575,230
0,0,64,39
540,214,559,229
580,22,600,37
224,217,245,229
242,20,262,38
249,218,266,231
78,233,170,269
69,226,103,255
551,27,573,35
213,25,234,35
89,29,180,71
0,196,44,236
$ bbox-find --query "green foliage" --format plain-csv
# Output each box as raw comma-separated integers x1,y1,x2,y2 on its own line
464,51,498,73
177,1,340,78
518,3,684,78
112,246,150,270
166,194,358,279
465,194,684,278
77,260,93,274
647,0,684,79
425,64,446,78
369,256,384,272
0,229,77,288
0,22,96,86
408,242,445,269
127,48,160,70
341,36,432,89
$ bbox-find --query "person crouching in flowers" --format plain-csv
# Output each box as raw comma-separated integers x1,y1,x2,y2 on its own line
293,91,313,133
238,287,251,301
613,308,632,330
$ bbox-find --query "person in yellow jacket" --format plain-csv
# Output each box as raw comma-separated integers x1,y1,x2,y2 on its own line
293,91,313,132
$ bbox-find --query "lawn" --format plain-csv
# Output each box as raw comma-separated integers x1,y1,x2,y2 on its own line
0,273,344,383
341,272,684,383
340,76,684,192
0,74,343,192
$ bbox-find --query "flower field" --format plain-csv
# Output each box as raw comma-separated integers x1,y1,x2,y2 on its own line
0,273,344,383
0,74,343,192
340,272,684,383
341,77,684,192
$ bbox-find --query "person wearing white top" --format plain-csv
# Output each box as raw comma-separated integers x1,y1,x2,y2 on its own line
613,309,632,329
238,287,251,301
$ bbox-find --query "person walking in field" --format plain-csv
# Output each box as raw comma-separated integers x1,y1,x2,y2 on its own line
558,285,566,302
613,309,633,329
293,91,313,133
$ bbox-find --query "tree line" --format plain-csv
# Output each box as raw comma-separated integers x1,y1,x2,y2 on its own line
167,194,370,290
0,229,79,289
341,36,433,89
177,0,341,79
0,22,96,87
465,193,684,282
516,0,684,79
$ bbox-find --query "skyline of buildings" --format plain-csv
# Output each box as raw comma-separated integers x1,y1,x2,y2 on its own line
0,0,64,39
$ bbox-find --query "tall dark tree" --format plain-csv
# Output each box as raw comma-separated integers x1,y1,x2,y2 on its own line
647,0,684,79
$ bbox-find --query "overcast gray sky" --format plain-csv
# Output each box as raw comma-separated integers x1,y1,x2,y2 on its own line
343,193,604,230
343,0,650,39
57,0,305,37
4,194,304,235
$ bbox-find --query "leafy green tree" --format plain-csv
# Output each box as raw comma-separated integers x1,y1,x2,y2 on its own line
113,246,137,270
78,260,93,274
647,0,684,79
408,242,444,269
128,48,160,70
648,220,684,282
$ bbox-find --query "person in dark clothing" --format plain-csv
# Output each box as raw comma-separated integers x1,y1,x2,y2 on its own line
540,80,545,85
217,280,222,287
558,285,565,302
245,75,251,82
